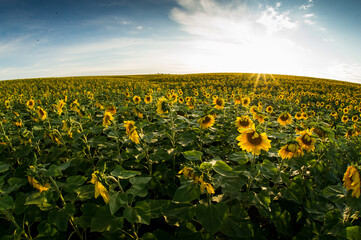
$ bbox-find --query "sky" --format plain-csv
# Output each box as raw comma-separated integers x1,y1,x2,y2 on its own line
1,0,361,83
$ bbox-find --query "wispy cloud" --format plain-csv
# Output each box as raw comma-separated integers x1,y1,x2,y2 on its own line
304,19,315,25
303,13,314,18
257,7,297,33
300,0,314,10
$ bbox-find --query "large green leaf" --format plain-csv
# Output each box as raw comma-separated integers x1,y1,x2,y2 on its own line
124,201,151,225
109,192,128,215
195,203,228,234
173,182,200,203
90,206,124,232
183,150,203,161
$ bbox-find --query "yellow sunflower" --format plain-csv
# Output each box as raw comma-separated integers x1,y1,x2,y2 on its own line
233,95,242,105
295,112,303,120
341,115,349,124
235,116,254,132
277,113,292,126
266,106,273,113
144,95,152,104
26,99,35,109
103,111,114,127
124,121,140,144
241,96,251,107
296,129,316,152
253,113,265,124
278,143,304,160
133,95,141,104
37,107,47,121
236,127,271,155
343,166,361,198
197,115,215,129
90,171,110,204
352,115,358,122
213,97,225,110
56,99,66,116
106,105,116,115
156,97,169,115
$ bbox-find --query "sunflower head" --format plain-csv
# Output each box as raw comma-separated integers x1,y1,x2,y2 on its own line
278,142,304,160
352,115,359,122
235,116,254,132
197,115,215,129
234,95,242,105
156,97,169,115
106,105,116,115
103,112,114,127
213,97,225,109
277,113,292,126
133,95,141,104
266,106,273,113
144,95,152,104
343,166,361,198
295,112,303,120
37,107,47,121
27,99,35,109
241,97,250,107
342,115,349,124
296,128,316,152
124,120,140,144
236,128,271,155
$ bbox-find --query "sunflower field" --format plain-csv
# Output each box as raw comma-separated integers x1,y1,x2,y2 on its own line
0,73,361,239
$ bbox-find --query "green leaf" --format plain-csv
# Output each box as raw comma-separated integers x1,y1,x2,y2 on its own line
48,208,69,232
322,185,346,204
25,192,53,210
36,221,58,237
220,216,253,238
5,177,27,194
173,182,200,203
0,195,14,210
110,165,141,179
0,162,10,173
195,203,228,234
257,159,278,179
183,150,203,161
43,165,62,177
75,185,94,201
127,177,151,197
90,206,124,232
346,226,361,240
179,131,197,147
109,192,128,215
63,175,87,193
124,201,151,225
213,160,236,177
228,152,248,165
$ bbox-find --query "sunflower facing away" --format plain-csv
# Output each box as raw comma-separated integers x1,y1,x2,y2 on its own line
124,120,140,144
296,129,316,152
343,166,361,198
277,113,292,126
278,142,304,160
90,171,110,204
37,107,47,121
235,116,254,132
197,115,215,129
236,127,271,155
103,112,114,127
156,97,169,115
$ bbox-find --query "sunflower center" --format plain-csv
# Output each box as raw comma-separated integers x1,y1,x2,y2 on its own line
203,116,211,124
246,131,262,146
216,99,223,106
280,114,289,121
300,134,312,146
238,120,250,127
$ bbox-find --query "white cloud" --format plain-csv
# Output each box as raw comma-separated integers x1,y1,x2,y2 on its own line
257,7,297,33
303,13,314,18
300,0,314,10
323,38,335,42
304,19,315,25
326,62,361,83
136,26,143,30
276,2,281,8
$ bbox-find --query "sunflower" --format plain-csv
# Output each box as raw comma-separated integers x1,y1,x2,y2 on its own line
178,97,184,104
343,166,361,198
345,129,356,138
241,97,250,107
56,99,66,115
234,95,242,105
103,112,114,127
28,176,51,193
352,115,359,122
235,116,254,132
187,97,196,110
124,120,140,144
253,113,265,124
341,115,349,124
266,106,273,113
302,112,308,119
296,129,316,152
37,107,47,121
236,127,271,155
26,99,35,109
90,171,110,204
213,97,225,110
278,143,304,160
156,97,169,115
295,112,303,120
250,106,258,114
197,115,215,129
106,105,116,115
277,113,292,126
144,95,152,104
133,95,141,104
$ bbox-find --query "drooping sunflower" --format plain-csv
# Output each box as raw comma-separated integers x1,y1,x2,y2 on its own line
103,112,114,127
236,127,271,155
213,97,225,110
278,142,304,160
90,171,110,204
37,107,47,121
296,129,316,152
26,99,35,109
106,105,116,115
156,97,169,115
235,116,254,132
144,95,152,104
277,113,292,126
197,115,215,129
343,166,361,198
56,99,66,115
124,120,140,144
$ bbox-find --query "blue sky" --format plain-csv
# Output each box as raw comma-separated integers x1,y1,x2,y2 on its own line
1,0,361,83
